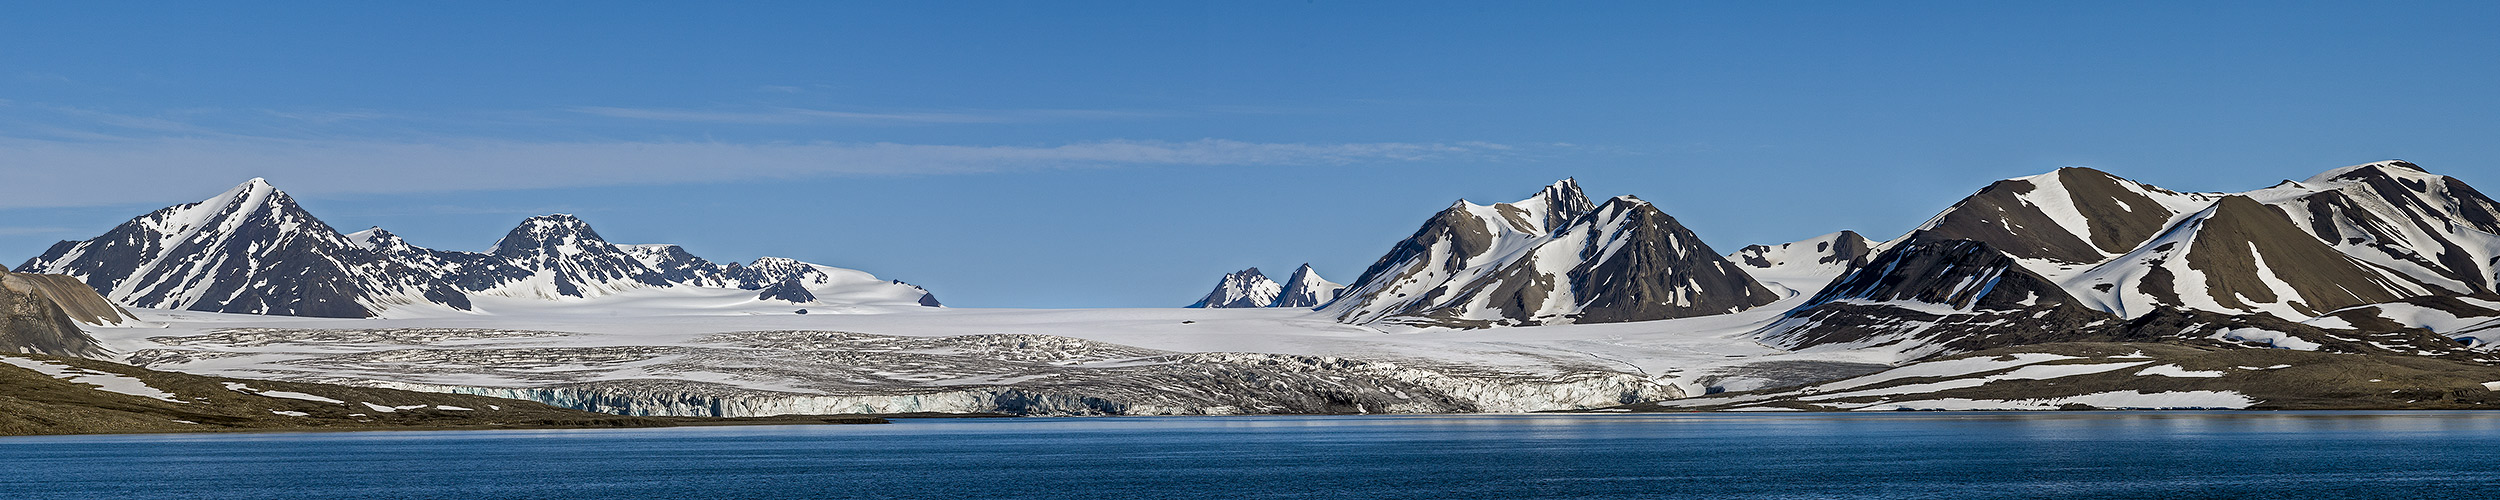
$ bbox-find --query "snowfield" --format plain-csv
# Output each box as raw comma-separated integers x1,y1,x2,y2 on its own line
87,278,1895,417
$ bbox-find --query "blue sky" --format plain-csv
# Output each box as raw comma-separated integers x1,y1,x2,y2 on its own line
4,2,2498,307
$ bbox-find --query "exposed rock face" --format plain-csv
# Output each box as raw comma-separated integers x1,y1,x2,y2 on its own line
621,244,734,288
1758,233,2117,358
18,179,941,317
2176,196,2420,316
1918,167,2211,264
2276,161,2500,295
3,272,136,328
1323,179,1777,327
1728,230,1878,297
0,270,114,359
1562,198,1783,324
1731,230,1875,272
1269,264,1345,308
349,228,534,295
1798,233,2076,311
1187,268,1283,308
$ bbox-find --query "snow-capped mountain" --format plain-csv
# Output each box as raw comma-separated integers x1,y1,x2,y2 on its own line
16,179,473,318
1186,264,1343,309
1321,179,1778,327
1271,264,1344,308
17,179,941,317
2273,162,2500,296
1760,161,2500,358
1187,268,1283,308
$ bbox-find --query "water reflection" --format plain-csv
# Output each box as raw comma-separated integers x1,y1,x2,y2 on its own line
5,412,2499,500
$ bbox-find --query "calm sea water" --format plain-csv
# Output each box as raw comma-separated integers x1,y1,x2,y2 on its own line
4,412,2498,499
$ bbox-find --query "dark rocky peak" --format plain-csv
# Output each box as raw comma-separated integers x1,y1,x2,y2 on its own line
1919,167,2195,265
490,214,612,258
755,276,817,304
2303,160,2500,235
1820,230,1876,266
1354,203,1498,285
2278,162,2500,295
1805,232,2080,311
1756,232,2119,357
1507,178,1596,235
1733,230,1876,270
734,256,814,279
1557,195,1780,324
483,214,672,298
2306,160,2429,184
723,256,835,290
132,178,340,246
13,178,420,318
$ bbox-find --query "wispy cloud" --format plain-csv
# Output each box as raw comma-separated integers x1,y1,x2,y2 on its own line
0,226,71,236
0,102,1534,209
568,106,1161,125
0,135,1522,209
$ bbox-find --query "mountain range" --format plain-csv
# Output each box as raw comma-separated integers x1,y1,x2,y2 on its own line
1175,161,2500,365
32,161,2500,417
1759,162,2500,360
15,179,939,318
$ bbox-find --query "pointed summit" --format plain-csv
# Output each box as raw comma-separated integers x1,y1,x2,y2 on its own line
480,214,671,299
1187,267,1283,308
1270,264,1345,308
491,214,608,257
16,178,469,317
1508,178,1595,235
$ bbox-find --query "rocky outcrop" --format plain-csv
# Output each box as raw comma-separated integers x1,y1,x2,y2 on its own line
0,270,115,359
